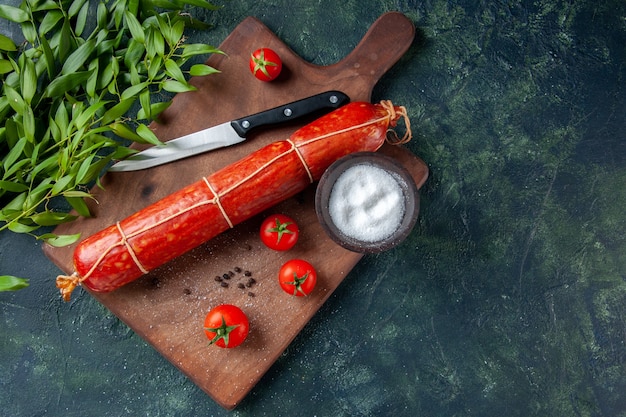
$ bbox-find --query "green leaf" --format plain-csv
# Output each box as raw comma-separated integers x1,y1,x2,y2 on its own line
0,97,10,120
175,14,211,31
74,154,95,184
41,233,81,247
1,193,26,221
63,190,93,198
137,100,171,120
129,60,141,85
38,10,64,36
28,0,59,12
97,37,117,56
180,43,223,59
83,153,113,181
147,0,179,9
21,21,37,44
0,5,29,23
31,211,78,226
39,35,55,79
189,64,220,76
97,57,116,90
124,10,145,44
110,145,137,160
164,59,185,83
0,180,29,193
2,158,30,181
22,106,36,142
75,99,109,130
61,38,96,75
30,140,42,166
97,1,108,29
8,220,39,234
0,59,14,74
58,20,74,63
155,14,176,47
127,0,140,15
68,0,88,18
74,0,89,36
51,175,74,195
112,0,126,29
121,81,149,100
0,275,29,291
169,20,185,46
136,123,161,146
44,71,92,98
23,180,53,211
100,98,136,125
54,101,69,137
95,27,109,45
161,79,196,93
113,85,126,102
86,58,99,98
4,84,27,114
139,89,151,120
110,121,143,142
20,56,37,105
146,26,165,58
70,100,84,123
177,0,221,11
147,54,163,80
0,34,17,51
4,118,20,146
30,154,56,179
65,196,91,217
123,39,145,69
3,137,27,173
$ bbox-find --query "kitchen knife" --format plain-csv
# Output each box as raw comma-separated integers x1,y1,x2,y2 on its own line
108,90,350,172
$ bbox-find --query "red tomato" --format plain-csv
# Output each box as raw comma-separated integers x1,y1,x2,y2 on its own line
260,214,299,251
203,304,249,348
278,259,317,296
249,48,282,81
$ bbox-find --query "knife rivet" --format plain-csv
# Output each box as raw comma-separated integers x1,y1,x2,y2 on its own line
329,95,339,104
242,120,250,128
283,108,293,117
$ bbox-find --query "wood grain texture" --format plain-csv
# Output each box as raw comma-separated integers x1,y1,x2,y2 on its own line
43,12,428,409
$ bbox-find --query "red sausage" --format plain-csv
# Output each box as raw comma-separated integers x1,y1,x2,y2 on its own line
56,101,411,300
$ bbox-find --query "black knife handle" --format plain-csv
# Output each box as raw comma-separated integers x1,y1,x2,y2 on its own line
230,90,350,137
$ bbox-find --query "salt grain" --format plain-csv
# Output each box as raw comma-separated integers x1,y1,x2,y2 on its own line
328,163,405,242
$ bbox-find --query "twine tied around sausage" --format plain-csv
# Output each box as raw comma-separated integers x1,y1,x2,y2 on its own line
55,137,319,302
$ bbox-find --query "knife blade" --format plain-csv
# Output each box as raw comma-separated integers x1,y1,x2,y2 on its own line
108,90,350,172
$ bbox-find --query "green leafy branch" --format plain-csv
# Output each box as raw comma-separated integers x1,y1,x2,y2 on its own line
0,0,222,291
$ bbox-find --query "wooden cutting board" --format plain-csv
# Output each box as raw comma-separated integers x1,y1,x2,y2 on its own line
43,12,428,409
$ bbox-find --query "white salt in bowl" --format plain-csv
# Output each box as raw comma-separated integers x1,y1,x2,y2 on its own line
315,152,419,253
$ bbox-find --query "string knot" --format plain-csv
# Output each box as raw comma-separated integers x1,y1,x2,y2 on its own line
379,100,412,145
56,272,80,302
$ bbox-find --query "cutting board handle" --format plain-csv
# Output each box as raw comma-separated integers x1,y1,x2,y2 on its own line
314,12,415,101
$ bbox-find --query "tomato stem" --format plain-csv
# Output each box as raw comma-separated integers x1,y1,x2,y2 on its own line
267,217,295,244
251,49,279,78
283,270,311,296
204,316,240,347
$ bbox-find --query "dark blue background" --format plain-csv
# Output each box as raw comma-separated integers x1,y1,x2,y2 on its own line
2,1,625,416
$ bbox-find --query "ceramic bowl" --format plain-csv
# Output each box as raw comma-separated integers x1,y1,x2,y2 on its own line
315,152,420,253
